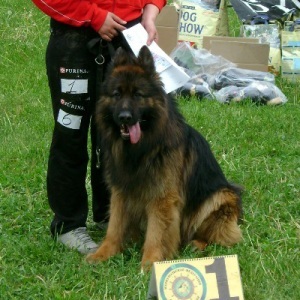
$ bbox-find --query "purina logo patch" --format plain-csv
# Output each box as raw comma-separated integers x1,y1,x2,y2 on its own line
59,67,88,74
60,99,85,111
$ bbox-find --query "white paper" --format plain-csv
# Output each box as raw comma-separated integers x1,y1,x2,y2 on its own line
122,23,190,93
61,79,88,94
57,109,82,130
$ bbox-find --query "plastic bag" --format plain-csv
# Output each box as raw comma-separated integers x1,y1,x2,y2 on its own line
170,42,234,99
214,81,288,105
213,67,275,90
170,42,287,104
170,42,235,78
174,72,214,100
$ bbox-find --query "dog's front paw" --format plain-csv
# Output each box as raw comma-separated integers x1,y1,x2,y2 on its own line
141,261,154,273
86,252,103,264
86,241,120,264
141,248,165,272
86,250,112,264
141,254,162,273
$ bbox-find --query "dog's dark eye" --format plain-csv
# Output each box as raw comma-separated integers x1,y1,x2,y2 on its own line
134,91,143,99
112,90,121,99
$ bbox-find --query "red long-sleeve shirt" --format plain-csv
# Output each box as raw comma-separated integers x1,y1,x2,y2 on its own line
31,0,166,32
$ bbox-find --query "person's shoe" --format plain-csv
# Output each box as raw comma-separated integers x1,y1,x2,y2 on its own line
57,227,98,254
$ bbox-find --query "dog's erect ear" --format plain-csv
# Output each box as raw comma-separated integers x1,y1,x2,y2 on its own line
137,46,156,75
113,47,134,67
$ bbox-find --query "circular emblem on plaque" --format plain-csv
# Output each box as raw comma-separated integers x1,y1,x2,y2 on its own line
159,263,207,300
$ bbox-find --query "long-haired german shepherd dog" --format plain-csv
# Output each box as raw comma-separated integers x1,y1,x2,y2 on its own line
87,46,243,270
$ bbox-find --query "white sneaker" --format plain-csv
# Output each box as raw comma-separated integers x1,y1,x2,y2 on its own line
57,227,98,254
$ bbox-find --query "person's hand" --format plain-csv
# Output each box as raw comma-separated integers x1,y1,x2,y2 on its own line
141,4,160,45
141,18,158,45
98,12,127,41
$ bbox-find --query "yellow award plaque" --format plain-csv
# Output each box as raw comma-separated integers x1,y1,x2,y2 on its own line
147,255,244,300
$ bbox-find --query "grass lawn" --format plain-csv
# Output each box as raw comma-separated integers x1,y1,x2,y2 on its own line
0,1,299,299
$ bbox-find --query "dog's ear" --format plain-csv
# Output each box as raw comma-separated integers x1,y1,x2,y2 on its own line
113,47,134,67
137,46,156,75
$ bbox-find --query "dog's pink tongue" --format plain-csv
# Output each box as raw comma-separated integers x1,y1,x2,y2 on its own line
128,123,141,144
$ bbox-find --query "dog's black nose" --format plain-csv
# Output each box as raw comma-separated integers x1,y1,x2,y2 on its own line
118,111,132,123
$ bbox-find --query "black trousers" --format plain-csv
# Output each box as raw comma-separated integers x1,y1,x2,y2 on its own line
45,19,138,235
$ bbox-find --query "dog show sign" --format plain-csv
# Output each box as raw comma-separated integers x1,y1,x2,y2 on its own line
147,255,244,300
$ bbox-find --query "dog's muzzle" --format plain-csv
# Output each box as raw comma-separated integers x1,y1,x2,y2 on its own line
118,111,141,144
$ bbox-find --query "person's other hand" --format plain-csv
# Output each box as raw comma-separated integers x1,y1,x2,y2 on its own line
141,4,160,45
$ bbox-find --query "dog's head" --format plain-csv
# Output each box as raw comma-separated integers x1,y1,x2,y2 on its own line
96,46,168,145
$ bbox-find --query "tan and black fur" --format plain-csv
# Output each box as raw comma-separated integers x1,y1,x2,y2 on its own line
87,46,243,270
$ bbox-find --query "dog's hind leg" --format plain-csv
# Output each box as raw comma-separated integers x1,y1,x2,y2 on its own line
141,194,182,271
192,188,242,250
86,189,127,263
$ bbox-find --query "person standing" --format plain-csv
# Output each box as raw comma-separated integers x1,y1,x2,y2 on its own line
31,0,166,254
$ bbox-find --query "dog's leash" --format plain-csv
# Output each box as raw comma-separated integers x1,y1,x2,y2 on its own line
87,38,116,99
87,38,116,169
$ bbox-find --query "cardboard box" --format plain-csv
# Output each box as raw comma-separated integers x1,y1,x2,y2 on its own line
155,5,179,54
241,24,281,75
203,36,270,72
203,36,259,51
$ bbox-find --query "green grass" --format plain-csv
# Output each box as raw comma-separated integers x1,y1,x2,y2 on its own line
1,1,299,299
